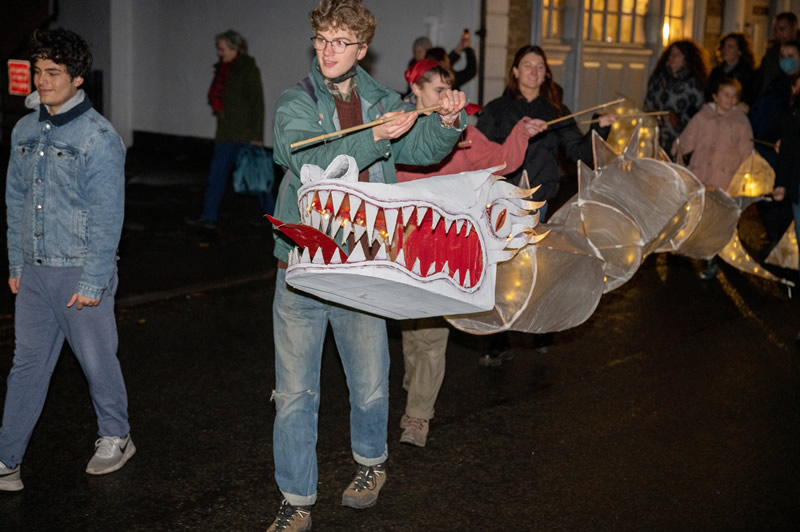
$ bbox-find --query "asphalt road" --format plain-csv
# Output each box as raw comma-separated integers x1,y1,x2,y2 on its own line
0,149,797,530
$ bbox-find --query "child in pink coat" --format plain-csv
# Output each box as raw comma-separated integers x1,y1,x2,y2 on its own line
673,77,754,189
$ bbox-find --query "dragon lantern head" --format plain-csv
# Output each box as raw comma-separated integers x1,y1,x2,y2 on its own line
268,155,545,319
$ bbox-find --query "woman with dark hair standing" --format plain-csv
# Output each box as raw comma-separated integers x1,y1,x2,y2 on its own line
187,30,269,229
475,44,614,366
644,39,709,152
706,33,756,105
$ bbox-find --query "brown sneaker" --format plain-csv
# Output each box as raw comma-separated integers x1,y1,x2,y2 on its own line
399,416,429,447
341,462,386,509
266,500,311,532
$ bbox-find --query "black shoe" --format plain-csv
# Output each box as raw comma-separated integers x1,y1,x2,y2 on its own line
478,348,514,367
185,217,217,230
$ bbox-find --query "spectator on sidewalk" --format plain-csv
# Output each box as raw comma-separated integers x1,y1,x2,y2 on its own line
0,28,134,492
267,0,466,530
754,12,799,97
706,33,756,106
186,30,269,230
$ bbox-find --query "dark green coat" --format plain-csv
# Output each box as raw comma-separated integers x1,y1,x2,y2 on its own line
214,54,264,143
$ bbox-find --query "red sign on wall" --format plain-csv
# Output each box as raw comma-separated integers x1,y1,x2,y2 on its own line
8,60,31,96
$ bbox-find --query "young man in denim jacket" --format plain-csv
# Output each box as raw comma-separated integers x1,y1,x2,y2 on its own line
267,1,466,530
0,29,134,491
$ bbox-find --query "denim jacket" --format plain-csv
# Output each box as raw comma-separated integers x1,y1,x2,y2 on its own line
6,91,126,300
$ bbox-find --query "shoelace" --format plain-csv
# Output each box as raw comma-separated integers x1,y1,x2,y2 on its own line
93,437,120,458
405,417,427,431
274,500,309,531
351,465,383,492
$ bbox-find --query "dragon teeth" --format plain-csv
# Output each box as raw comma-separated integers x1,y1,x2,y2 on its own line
395,248,406,268
464,269,471,288
416,206,428,226
331,190,345,217
411,257,422,276
431,210,441,231
312,247,325,264
383,208,399,245
318,190,330,212
455,219,465,235
346,243,366,263
365,202,378,244
353,224,366,243
349,195,362,221
300,247,311,264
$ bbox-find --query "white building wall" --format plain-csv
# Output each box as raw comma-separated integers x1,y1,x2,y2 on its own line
59,0,480,146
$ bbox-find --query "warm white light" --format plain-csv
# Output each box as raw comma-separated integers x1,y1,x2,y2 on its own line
662,22,670,42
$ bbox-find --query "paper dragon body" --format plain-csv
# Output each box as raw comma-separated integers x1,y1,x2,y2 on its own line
269,125,785,333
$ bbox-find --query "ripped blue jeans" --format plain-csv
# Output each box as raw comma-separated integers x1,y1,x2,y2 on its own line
271,268,389,506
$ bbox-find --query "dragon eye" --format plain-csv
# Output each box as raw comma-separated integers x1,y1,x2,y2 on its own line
490,204,511,238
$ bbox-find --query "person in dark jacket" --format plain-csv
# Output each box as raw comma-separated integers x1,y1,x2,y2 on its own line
706,32,756,105
754,12,799,98
644,39,708,152
765,73,800,264
186,30,268,229
474,44,614,366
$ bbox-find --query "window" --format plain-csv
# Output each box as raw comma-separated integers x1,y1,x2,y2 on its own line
542,0,566,40
662,0,684,45
583,0,649,44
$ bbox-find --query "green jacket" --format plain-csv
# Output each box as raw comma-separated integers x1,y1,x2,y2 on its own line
215,54,264,143
272,58,465,262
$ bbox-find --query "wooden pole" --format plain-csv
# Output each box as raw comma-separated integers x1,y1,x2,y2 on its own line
290,104,443,149
544,98,626,126
579,110,669,125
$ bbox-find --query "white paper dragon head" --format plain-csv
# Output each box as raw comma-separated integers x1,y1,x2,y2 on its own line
268,155,546,319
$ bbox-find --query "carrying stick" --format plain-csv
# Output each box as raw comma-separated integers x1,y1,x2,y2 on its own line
579,110,669,125
544,98,625,126
290,104,443,149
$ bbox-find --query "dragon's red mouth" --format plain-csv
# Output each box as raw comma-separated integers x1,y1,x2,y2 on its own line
268,189,485,288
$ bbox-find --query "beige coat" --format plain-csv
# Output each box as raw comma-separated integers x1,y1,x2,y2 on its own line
674,103,753,189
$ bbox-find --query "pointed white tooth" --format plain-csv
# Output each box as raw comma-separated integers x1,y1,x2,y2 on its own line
395,248,406,268
353,224,366,243
303,209,312,226
416,206,428,226
455,219,465,234
441,261,449,275
346,243,366,263
452,269,460,285
412,257,422,275
444,217,454,233
331,190,345,217
318,190,330,212
426,261,436,276
375,242,388,261
330,249,343,264
383,208,399,245
288,248,297,266
312,246,325,264
320,212,331,235
341,220,353,243
365,202,378,243
349,195,362,220
464,270,471,288
431,210,441,231
300,247,312,264
402,205,415,226
330,217,342,239
464,221,472,237
311,210,321,231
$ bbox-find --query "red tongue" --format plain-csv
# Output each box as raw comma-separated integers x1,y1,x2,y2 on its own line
265,214,347,264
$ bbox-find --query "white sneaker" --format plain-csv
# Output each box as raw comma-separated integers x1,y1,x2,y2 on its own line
0,461,23,491
85,435,136,475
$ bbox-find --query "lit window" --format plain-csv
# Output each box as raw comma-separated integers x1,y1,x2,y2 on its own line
542,0,566,40
582,0,649,44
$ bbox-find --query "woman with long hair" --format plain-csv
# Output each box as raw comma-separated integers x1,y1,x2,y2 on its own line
475,44,614,366
644,39,709,151
707,32,756,104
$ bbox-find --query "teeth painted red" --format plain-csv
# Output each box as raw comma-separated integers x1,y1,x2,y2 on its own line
299,190,484,288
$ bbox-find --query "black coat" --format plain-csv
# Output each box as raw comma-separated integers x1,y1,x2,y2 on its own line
766,97,800,204
476,89,610,202
706,60,755,105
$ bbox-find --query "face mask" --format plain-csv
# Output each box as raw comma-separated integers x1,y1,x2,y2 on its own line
780,57,798,74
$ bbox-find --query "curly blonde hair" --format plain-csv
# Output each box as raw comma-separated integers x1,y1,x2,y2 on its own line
309,0,376,45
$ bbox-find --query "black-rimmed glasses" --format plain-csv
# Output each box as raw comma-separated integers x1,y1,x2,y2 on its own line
311,36,361,53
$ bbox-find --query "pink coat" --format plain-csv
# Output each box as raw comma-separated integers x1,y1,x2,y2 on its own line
395,119,530,182
675,103,753,189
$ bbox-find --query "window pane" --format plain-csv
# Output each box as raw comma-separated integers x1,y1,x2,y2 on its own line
594,0,605,10
671,18,682,39
622,0,635,14
543,0,550,6
670,0,682,17
585,0,591,10
634,15,646,42
606,14,619,41
592,13,604,40
607,0,620,12
635,0,648,15
543,9,550,39
584,12,590,40
552,10,562,38
621,15,633,42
